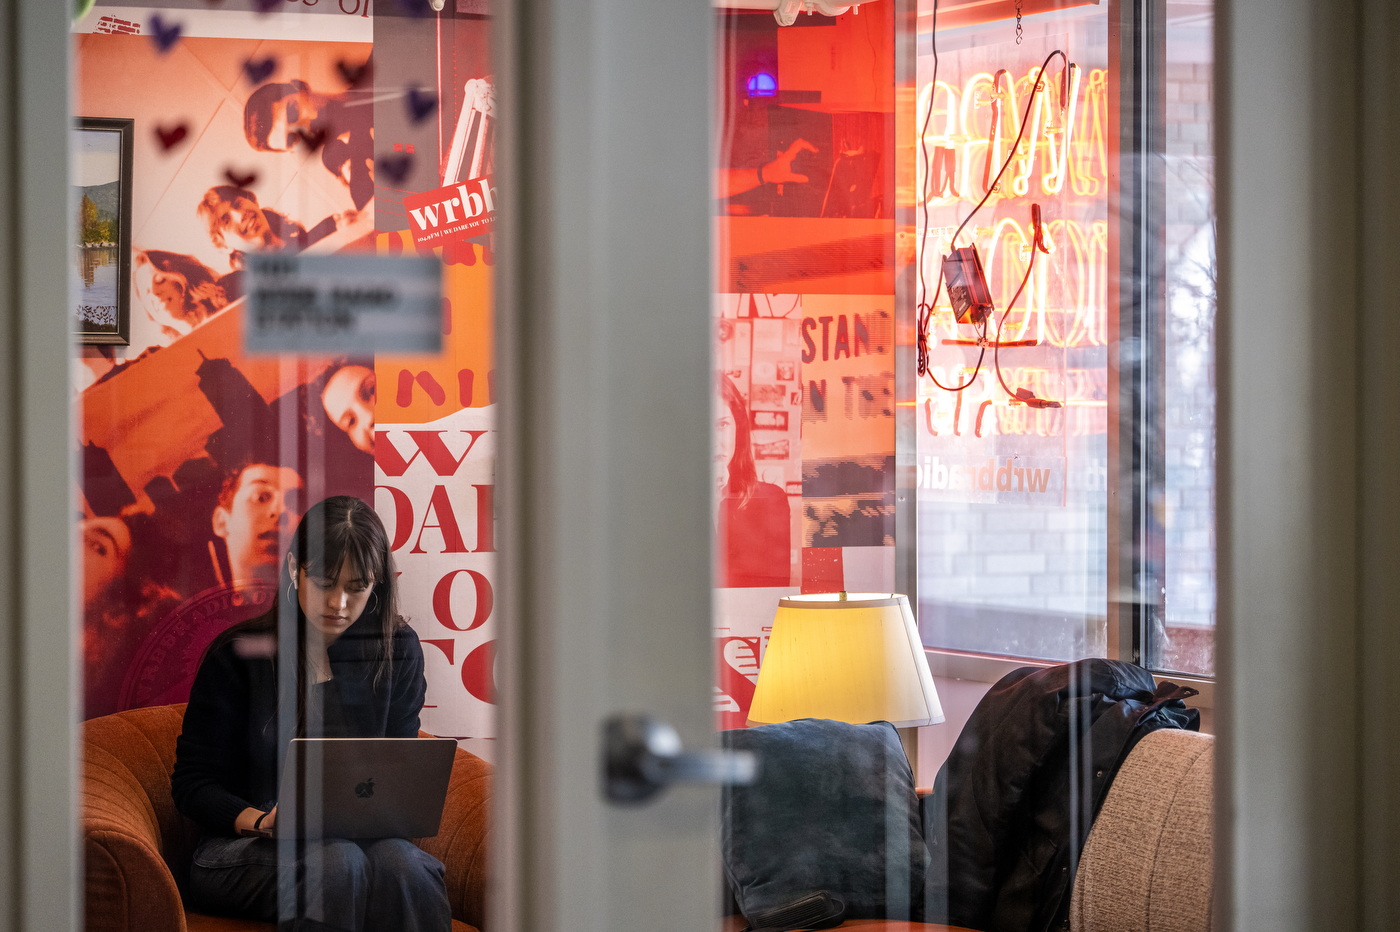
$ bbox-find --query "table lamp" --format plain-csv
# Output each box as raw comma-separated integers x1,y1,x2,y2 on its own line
746,592,943,729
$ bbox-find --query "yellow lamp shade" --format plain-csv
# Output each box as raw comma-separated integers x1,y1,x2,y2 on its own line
747,593,944,728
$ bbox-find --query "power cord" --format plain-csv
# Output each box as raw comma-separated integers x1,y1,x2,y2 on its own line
915,0,943,381
916,39,1071,410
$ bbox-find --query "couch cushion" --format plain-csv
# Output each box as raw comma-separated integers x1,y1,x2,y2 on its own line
1069,729,1214,932
721,720,928,923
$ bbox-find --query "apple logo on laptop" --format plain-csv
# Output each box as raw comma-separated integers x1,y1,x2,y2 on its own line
355,778,375,799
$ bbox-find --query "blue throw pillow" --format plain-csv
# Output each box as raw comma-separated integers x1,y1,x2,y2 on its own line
720,719,929,923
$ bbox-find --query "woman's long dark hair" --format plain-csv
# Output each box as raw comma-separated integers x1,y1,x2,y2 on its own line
204,496,404,732
720,373,759,507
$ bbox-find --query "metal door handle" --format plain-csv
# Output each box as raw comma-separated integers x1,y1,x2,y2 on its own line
603,713,758,804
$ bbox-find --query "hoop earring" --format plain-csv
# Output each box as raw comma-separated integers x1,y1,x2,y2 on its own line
369,591,380,615
287,579,296,604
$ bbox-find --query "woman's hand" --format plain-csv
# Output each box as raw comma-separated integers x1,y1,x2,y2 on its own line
235,805,276,838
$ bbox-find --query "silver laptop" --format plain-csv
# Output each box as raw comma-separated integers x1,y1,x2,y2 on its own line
275,737,458,840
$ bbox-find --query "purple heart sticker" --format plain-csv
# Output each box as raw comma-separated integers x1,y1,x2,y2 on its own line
407,87,437,124
376,153,414,185
243,56,278,84
337,59,372,88
148,15,182,53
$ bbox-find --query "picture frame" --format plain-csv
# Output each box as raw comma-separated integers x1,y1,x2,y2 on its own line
74,117,133,345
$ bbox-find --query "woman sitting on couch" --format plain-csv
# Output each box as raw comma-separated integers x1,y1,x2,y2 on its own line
170,495,450,932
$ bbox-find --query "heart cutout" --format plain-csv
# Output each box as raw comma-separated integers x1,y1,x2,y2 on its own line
406,86,437,124
154,123,189,151
336,59,372,88
376,153,413,185
147,15,182,53
243,56,277,84
224,168,258,189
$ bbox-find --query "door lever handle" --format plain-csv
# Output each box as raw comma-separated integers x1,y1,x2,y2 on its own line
603,713,758,804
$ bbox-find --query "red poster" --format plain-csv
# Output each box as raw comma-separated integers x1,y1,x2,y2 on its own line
403,177,496,250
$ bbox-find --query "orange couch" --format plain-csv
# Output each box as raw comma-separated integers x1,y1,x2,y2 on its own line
83,705,1209,932
82,704,491,932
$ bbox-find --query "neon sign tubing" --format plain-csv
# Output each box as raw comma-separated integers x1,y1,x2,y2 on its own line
1041,62,1081,195
992,209,1061,408
920,52,1066,385
958,73,995,202
916,80,960,147
919,48,1070,383
1070,69,1108,197
917,81,962,201
947,49,1068,252
983,69,1015,196
1009,68,1046,198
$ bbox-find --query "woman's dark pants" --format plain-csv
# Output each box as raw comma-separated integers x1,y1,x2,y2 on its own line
190,834,452,932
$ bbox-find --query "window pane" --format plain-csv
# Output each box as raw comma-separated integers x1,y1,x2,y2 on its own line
1153,0,1216,676
914,5,1110,662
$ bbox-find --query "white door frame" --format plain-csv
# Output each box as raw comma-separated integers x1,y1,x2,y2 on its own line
1216,0,1400,927
0,0,78,929
490,0,720,930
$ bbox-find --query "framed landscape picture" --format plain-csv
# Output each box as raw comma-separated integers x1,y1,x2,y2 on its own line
74,117,133,345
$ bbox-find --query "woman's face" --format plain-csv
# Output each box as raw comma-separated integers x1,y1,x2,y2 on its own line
715,391,737,492
133,255,198,336
217,196,273,250
289,554,374,643
81,517,131,608
322,366,376,454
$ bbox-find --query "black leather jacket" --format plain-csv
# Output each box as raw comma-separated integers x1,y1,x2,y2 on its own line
920,659,1199,932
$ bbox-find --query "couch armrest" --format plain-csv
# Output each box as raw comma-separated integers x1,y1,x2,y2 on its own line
414,746,492,932
84,742,185,932
1070,730,1213,932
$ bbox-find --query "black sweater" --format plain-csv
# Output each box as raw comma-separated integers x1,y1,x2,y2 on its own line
171,615,427,836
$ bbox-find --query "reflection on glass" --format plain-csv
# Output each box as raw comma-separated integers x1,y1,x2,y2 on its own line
915,7,1110,662
75,3,496,928
712,5,899,731
1156,0,1216,676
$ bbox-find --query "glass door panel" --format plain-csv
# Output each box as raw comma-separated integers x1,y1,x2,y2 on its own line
74,3,497,927
711,2,1215,932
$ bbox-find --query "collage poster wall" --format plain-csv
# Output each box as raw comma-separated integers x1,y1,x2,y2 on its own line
73,2,499,755
713,7,899,729
73,2,903,741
